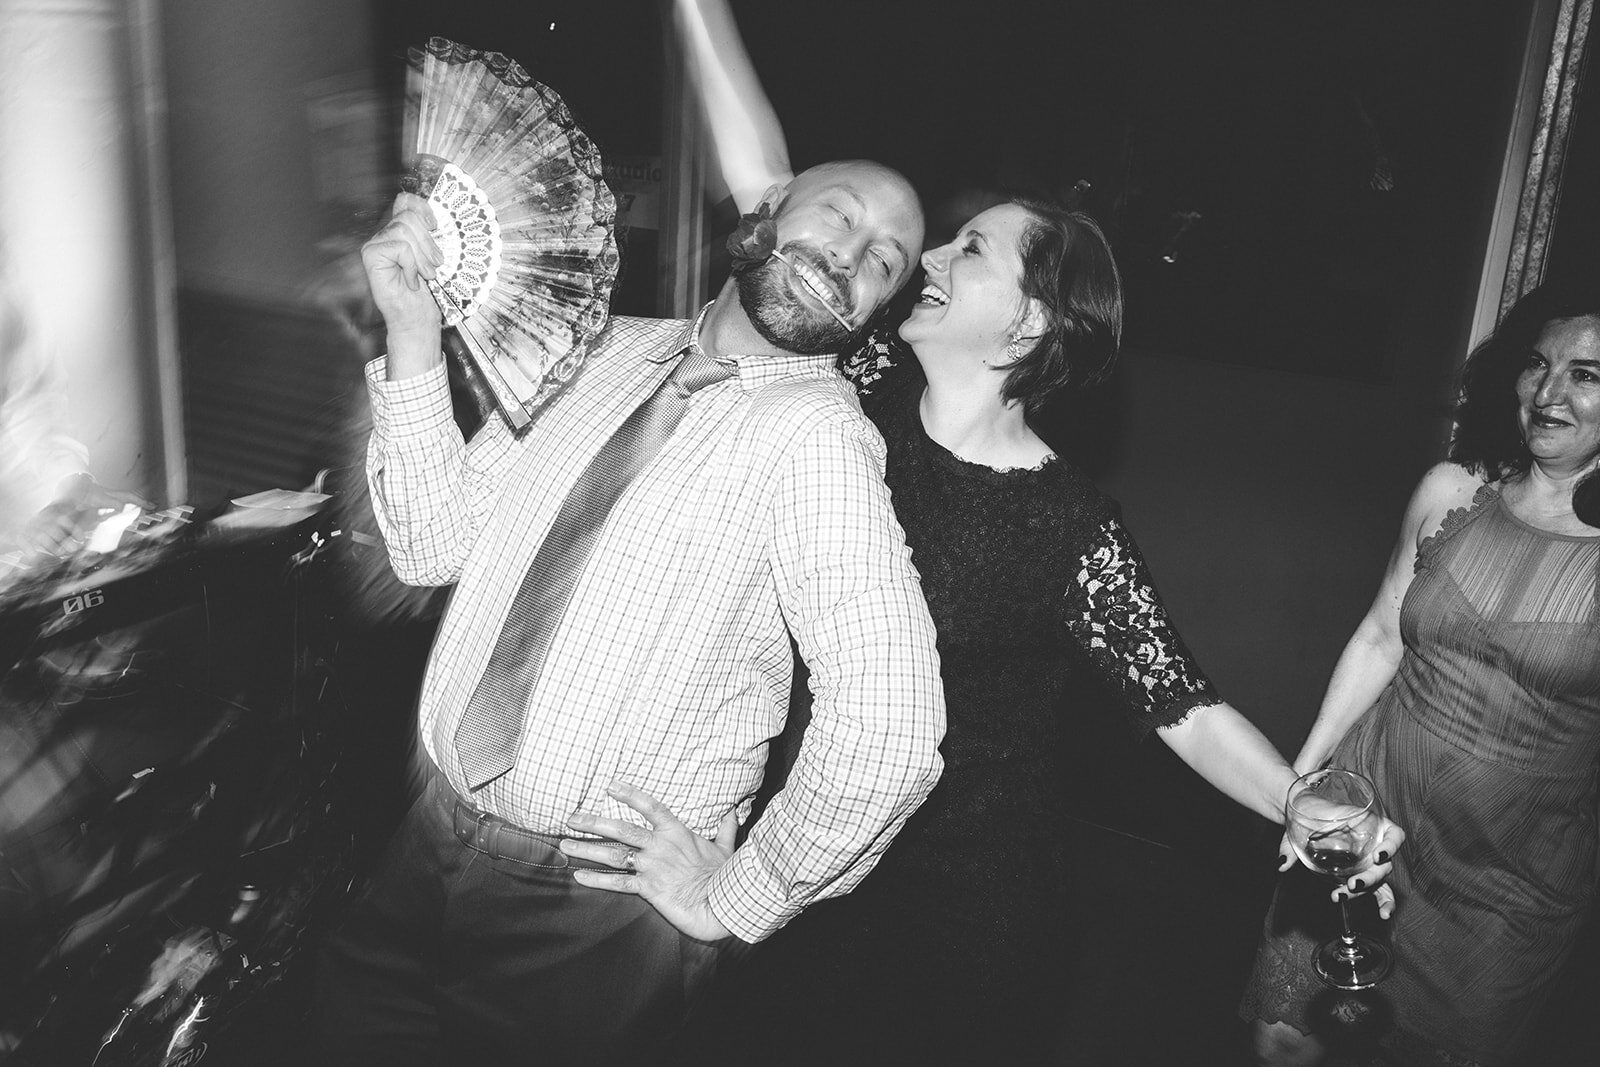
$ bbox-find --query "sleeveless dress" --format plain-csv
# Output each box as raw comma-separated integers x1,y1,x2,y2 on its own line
1241,482,1600,1065
709,340,1220,1063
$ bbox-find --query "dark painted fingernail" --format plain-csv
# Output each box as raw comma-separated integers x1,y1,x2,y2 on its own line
1350,878,1366,891
1376,851,1389,864
1335,891,1350,902
1278,855,1287,866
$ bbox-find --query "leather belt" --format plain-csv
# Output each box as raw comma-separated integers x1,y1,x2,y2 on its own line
446,790,612,872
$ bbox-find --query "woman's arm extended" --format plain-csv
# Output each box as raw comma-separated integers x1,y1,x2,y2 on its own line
1159,700,1403,902
1064,508,1407,896
672,0,794,211
1158,702,1295,824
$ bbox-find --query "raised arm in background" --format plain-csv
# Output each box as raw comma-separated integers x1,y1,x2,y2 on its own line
673,0,794,212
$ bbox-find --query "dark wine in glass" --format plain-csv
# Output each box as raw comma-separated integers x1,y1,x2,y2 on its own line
1306,847,1363,875
1285,769,1393,990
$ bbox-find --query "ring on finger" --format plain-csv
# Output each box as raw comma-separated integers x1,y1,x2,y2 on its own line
620,847,638,871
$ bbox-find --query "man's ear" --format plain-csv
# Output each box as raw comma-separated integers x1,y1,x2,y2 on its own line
758,182,786,215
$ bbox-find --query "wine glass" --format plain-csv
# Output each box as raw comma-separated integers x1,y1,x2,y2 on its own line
1284,768,1393,990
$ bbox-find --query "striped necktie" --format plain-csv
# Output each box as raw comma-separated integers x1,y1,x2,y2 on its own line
454,344,736,790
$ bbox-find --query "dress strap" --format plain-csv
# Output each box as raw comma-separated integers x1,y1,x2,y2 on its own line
1415,481,1499,572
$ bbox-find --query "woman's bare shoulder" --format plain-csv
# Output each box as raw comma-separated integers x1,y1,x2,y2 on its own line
1407,461,1492,546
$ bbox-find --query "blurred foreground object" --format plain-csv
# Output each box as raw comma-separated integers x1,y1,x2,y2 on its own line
0,244,87,549
0,234,151,558
0,490,397,1065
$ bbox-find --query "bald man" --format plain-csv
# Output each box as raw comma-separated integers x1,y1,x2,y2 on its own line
315,160,945,1061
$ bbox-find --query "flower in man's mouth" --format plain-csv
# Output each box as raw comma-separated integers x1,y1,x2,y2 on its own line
727,203,778,266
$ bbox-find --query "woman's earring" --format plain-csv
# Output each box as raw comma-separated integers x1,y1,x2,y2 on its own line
1005,334,1026,363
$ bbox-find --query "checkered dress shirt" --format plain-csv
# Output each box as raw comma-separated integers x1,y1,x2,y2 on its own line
365,311,945,942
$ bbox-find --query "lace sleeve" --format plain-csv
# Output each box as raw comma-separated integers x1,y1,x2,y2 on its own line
1065,515,1220,735
837,321,912,402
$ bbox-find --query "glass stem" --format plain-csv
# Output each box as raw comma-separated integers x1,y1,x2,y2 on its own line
1336,893,1360,956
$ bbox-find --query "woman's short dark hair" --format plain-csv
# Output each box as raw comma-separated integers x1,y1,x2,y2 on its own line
1451,275,1600,481
1000,198,1124,420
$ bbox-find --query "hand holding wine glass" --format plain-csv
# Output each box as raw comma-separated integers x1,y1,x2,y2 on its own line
1284,768,1394,990
1276,773,1404,919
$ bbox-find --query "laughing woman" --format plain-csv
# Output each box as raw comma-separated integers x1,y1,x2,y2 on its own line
562,3,1404,1061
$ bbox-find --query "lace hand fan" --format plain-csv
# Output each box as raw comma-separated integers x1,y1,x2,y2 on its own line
402,37,619,430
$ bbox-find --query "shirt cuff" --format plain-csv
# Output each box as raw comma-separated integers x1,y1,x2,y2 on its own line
365,357,452,439
704,844,804,944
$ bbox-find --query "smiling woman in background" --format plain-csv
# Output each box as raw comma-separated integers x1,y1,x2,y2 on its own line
1244,277,1600,1067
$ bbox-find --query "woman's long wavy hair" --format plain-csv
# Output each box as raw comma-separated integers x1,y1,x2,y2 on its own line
1450,275,1600,483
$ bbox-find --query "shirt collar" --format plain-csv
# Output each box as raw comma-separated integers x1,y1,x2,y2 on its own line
654,301,719,365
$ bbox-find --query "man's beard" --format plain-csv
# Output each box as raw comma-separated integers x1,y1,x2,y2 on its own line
733,249,858,355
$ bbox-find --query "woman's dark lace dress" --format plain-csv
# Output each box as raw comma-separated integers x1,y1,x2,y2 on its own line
1240,482,1600,1066
723,335,1219,1062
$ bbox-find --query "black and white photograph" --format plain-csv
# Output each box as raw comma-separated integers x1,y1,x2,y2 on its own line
0,2,1596,1064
